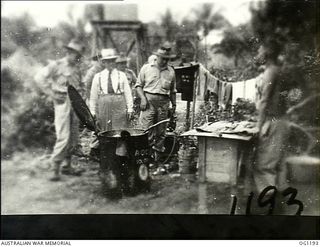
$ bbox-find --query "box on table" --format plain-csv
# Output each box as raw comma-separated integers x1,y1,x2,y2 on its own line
182,130,254,186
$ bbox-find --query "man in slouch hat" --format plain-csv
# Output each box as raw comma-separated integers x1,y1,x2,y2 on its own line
135,44,177,167
35,39,86,181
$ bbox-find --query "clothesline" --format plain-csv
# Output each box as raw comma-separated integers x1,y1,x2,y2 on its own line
196,63,261,107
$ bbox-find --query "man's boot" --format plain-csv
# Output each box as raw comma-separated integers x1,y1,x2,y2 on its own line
151,147,167,176
49,161,61,181
61,157,83,176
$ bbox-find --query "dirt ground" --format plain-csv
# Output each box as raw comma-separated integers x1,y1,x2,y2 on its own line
2,147,319,215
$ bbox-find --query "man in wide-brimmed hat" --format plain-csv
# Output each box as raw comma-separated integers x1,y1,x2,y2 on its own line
88,48,134,163
35,39,86,181
135,44,177,169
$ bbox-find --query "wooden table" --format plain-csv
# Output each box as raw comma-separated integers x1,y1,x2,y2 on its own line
181,130,254,186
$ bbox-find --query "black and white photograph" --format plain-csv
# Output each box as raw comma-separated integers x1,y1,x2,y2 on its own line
1,0,319,239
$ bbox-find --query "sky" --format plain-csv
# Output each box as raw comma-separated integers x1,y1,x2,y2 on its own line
1,0,260,45
2,0,257,27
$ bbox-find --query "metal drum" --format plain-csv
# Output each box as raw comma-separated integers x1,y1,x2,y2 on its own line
98,129,151,197
68,85,152,198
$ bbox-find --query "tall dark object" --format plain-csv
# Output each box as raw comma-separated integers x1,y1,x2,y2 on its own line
174,64,199,130
174,64,199,101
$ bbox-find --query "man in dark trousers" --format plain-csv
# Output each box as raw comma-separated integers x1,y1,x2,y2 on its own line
135,45,177,167
254,45,291,193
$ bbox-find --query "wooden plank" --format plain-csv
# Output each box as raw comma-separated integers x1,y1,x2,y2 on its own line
205,138,231,183
243,142,255,195
181,130,253,141
237,149,244,178
91,22,142,31
198,136,206,183
203,138,239,185
126,39,136,57
229,140,239,186
91,20,142,25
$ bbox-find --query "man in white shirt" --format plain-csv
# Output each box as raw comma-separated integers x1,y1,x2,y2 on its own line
89,48,134,131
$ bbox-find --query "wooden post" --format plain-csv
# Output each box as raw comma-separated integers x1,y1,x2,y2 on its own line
194,36,199,62
135,25,148,72
135,30,141,75
104,29,109,48
190,68,199,129
185,101,191,131
142,24,149,63
91,26,97,57
88,20,149,75
190,36,200,129
198,183,208,213
229,140,239,186
96,27,104,50
198,136,206,183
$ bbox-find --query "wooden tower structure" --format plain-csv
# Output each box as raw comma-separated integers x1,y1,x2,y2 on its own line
90,20,149,73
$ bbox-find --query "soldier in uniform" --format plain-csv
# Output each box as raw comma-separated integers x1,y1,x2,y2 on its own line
253,45,291,193
35,39,86,181
115,54,139,125
115,53,137,96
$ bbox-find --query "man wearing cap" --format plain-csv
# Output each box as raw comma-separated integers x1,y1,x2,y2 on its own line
135,45,177,162
89,48,133,131
83,53,104,103
115,54,138,123
35,39,86,181
147,55,157,65
115,53,137,92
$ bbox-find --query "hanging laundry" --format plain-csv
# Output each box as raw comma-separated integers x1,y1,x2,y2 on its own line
219,82,232,109
231,75,262,105
244,78,256,103
212,78,219,95
197,63,221,100
224,83,233,108
232,80,246,104
219,81,227,107
207,73,218,94
197,63,211,98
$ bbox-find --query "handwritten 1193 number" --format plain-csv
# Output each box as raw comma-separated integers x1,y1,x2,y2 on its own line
230,186,304,215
